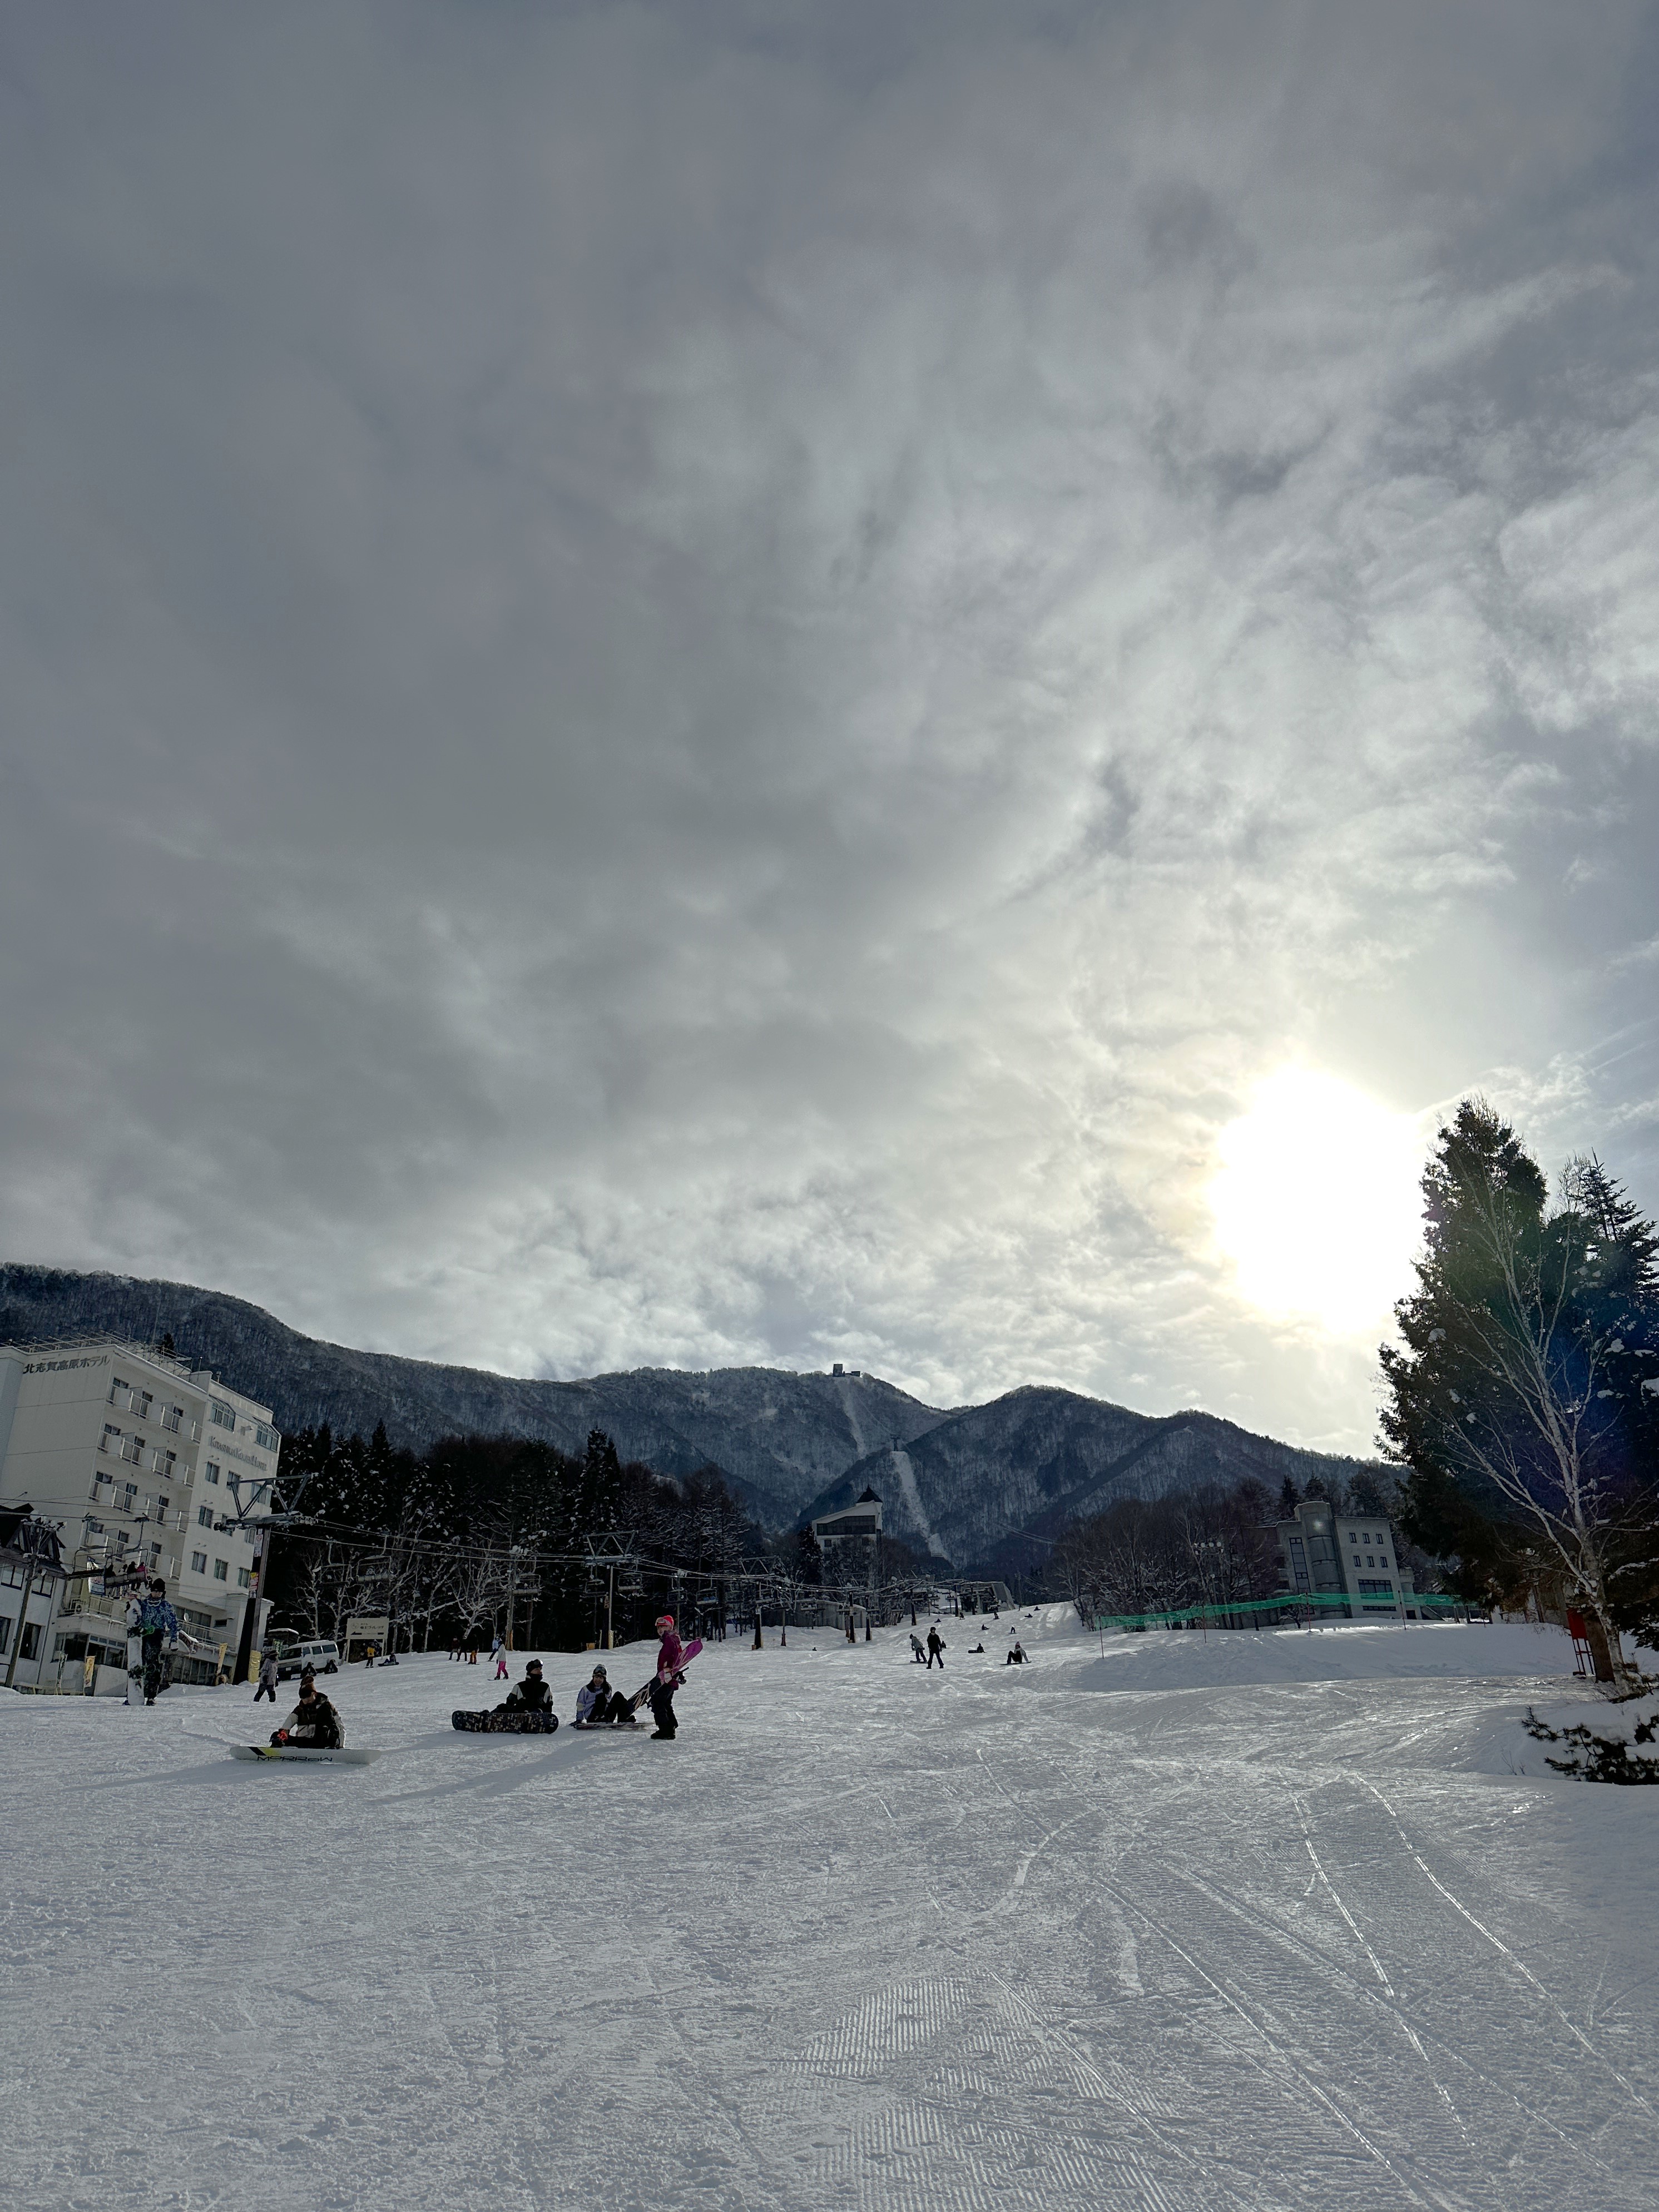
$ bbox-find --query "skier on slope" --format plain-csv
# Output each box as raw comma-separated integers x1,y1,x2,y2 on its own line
273,1669,345,1749
650,1614,685,1740
136,1579,179,1705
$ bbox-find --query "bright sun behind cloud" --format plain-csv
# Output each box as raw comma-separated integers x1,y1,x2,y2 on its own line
1209,1070,1427,1336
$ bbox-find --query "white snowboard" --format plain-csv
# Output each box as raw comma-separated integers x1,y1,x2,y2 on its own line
230,1744,382,1765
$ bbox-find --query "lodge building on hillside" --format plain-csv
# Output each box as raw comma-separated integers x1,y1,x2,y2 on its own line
1267,1496,1422,1621
0,1337,280,1691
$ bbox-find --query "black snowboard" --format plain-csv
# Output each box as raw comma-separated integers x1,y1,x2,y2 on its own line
452,1709,559,1734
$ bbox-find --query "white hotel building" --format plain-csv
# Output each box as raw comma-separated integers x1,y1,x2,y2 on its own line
0,1337,280,1690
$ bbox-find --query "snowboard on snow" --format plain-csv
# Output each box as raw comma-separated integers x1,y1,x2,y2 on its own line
231,1744,382,1765
626,1638,704,1715
451,1709,559,1734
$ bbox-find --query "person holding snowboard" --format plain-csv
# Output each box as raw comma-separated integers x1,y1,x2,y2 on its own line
925,1625,945,1670
137,1578,179,1704
254,1649,279,1704
650,1614,684,1739
273,1670,344,1749
575,1663,635,1726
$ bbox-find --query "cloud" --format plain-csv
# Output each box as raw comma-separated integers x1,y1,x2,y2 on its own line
4,2,1659,1454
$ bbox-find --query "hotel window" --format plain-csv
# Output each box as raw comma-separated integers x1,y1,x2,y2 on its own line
162,1405,183,1432
254,1424,278,1451
101,1424,120,1453
197,1507,214,1529
203,1462,220,1485
191,1551,207,1575
210,1401,237,1432
237,1568,252,1589
212,1559,229,1582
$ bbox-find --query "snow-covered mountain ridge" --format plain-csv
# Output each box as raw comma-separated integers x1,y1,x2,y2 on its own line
0,1264,1376,1566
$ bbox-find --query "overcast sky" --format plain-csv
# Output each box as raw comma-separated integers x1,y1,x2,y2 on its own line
4,3,1659,1452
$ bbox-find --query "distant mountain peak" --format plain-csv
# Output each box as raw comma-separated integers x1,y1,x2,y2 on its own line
0,1262,1381,1574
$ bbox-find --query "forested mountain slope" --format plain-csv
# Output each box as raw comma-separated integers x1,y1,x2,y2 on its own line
801,1385,1380,1576
0,1264,943,1522
0,1265,1379,1566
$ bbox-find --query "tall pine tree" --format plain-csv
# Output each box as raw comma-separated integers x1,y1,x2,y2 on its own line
1380,1100,1659,1678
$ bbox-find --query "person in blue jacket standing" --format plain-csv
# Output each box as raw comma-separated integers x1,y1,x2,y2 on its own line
137,1578,179,1704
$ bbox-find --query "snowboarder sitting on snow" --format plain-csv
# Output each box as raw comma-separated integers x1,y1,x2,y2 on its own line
273,1671,344,1749
909,1634,926,1663
650,1615,684,1739
137,1578,179,1704
575,1663,634,1725
925,1626,945,1670
1005,1641,1026,1665
499,1659,554,1718
969,1641,986,1653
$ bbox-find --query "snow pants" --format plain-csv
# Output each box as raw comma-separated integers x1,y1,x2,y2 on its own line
650,1681,677,1737
927,1649,943,1669
141,1636,169,1702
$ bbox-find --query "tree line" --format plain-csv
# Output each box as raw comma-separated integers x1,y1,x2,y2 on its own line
262,1424,767,1652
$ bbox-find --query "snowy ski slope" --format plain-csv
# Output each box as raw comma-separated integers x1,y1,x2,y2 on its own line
2,1611,1654,2210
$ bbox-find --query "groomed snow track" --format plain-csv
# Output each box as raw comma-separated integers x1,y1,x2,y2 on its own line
1,1616,1652,2210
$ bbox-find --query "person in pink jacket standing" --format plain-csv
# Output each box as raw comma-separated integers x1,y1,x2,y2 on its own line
650,1613,684,1740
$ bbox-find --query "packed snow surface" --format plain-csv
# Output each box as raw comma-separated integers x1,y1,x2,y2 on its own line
3,1613,1656,2210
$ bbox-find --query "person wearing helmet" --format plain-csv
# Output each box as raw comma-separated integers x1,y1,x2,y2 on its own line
650,1615,684,1740
574,1662,634,1727
136,1577,179,1705
500,1658,554,1720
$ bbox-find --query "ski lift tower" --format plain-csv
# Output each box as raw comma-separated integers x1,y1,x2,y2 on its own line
582,1532,642,1650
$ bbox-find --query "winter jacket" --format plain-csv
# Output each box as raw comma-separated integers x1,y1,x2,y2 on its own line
503,1674,553,1713
257,1653,278,1689
281,1693,344,1748
575,1682,615,1723
138,1596,179,1641
926,1630,943,1654
656,1629,684,1683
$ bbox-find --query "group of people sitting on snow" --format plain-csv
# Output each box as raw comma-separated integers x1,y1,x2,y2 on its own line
472,1616,687,1735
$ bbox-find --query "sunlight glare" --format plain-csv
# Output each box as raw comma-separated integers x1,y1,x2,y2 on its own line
1209,1069,1425,1335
